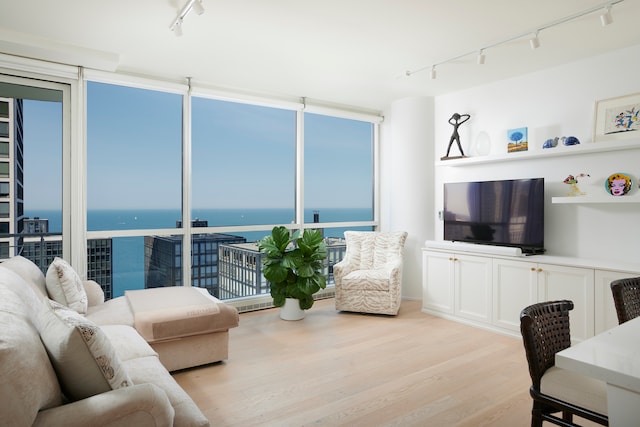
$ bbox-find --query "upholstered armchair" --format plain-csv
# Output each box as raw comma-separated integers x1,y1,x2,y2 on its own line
334,231,408,315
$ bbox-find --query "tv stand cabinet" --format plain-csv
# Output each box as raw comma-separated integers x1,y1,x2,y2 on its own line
422,243,640,341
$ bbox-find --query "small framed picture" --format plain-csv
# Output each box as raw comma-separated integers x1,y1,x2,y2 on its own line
594,93,640,142
507,127,528,153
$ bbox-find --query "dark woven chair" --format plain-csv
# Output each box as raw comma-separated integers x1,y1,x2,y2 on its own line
610,277,640,324
520,300,608,427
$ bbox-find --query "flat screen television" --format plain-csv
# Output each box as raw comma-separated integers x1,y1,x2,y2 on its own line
443,178,545,254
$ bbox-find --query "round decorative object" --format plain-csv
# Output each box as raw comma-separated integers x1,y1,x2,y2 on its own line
474,131,491,156
543,137,559,149
563,136,580,146
604,172,633,196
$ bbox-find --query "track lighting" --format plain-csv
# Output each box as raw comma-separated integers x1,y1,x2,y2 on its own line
477,49,486,65
170,0,205,36
529,32,540,49
404,0,623,80
600,5,613,26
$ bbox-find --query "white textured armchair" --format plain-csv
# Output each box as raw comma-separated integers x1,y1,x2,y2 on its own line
334,231,408,315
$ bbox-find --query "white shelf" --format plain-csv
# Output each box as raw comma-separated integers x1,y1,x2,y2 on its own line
552,195,640,204
436,138,640,167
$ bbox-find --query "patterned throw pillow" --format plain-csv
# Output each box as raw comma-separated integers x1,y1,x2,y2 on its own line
38,299,133,401
45,257,88,314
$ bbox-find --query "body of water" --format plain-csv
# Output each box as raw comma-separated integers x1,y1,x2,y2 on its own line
26,208,371,297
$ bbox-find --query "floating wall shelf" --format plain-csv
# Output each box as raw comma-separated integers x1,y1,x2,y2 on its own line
436,139,640,167
552,196,640,204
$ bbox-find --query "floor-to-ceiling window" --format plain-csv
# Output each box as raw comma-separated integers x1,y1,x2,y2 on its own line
191,96,296,299
86,81,183,299
0,77,66,273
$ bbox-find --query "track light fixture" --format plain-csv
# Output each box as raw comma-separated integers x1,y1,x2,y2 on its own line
404,0,623,80
477,49,486,65
600,5,613,26
170,0,205,36
529,32,540,49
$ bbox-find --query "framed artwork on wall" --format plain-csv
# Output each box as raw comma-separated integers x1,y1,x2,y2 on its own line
594,92,640,142
507,127,528,153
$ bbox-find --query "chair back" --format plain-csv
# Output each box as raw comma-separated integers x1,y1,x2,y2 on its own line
520,300,573,390
343,231,407,270
611,277,640,324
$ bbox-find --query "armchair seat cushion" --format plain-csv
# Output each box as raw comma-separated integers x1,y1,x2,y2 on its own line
342,269,391,291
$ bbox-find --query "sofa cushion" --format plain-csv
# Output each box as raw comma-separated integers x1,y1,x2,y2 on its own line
46,257,89,314
38,299,133,401
0,255,48,297
0,285,63,426
124,356,210,427
85,295,135,327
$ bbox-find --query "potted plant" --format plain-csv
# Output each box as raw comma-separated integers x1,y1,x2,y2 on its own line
258,226,328,320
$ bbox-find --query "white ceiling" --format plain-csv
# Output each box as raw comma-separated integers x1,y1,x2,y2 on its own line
1,0,639,112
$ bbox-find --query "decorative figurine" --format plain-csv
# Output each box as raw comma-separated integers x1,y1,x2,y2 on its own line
543,137,559,149
562,136,580,146
442,113,470,160
564,173,590,196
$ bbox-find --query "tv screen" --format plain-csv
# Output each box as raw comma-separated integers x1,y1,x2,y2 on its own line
443,178,545,254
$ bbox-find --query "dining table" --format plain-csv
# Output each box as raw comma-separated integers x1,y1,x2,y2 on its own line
555,315,640,427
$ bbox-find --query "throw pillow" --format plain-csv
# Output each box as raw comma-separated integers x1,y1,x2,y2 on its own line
38,299,133,401
46,257,88,314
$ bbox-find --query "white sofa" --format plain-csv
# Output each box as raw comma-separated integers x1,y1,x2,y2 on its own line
0,256,212,427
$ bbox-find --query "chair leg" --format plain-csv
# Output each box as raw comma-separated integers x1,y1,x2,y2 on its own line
562,410,573,422
531,402,543,427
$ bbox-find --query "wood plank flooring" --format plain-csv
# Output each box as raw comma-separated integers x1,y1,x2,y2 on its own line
173,298,600,426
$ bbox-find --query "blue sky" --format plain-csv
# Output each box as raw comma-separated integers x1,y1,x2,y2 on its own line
22,81,373,212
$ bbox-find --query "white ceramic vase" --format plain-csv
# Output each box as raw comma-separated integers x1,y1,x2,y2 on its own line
280,298,305,321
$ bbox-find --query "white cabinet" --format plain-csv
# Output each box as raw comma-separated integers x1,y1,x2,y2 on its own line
422,251,454,314
422,251,492,323
492,258,538,333
422,247,629,341
594,269,638,334
536,263,594,343
454,254,492,324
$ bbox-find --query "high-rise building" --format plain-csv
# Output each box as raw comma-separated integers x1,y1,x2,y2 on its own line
0,97,24,259
144,225,246,297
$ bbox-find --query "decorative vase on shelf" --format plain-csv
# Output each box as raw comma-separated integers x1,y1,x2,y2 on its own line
280,298,305,321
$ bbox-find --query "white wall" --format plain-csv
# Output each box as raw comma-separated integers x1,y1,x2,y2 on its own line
383,44,640,299
381,97,434,300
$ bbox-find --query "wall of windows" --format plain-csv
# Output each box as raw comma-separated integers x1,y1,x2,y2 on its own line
0,62,383,304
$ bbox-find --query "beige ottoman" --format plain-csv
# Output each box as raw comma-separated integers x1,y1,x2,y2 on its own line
126,286,239,372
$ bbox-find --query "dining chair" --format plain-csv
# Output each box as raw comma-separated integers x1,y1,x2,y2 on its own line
610,277,640,324
520,300,608,427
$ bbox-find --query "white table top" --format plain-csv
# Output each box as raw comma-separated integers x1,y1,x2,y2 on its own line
556,316,640,392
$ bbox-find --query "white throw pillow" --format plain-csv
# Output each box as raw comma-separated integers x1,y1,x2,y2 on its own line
46,257,88,314
38,299,133,401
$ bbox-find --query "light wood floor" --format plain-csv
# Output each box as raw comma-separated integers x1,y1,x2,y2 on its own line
173,298,599,427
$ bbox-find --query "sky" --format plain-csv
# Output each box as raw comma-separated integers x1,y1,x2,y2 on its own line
19,81,374,213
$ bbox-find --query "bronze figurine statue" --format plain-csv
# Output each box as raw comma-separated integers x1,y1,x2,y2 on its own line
443,113,470,159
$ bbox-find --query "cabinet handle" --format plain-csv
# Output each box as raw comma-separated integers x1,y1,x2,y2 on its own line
453,258,458,261
537,268,543,273
530,267,536,272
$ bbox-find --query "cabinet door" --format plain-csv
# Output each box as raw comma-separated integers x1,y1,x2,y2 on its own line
422,251,454,314
492,258,538,332
454,254,492,323
594,269,639,334
537,264,594,343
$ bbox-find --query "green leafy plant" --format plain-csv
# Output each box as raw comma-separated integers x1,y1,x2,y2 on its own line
258,226,328,310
